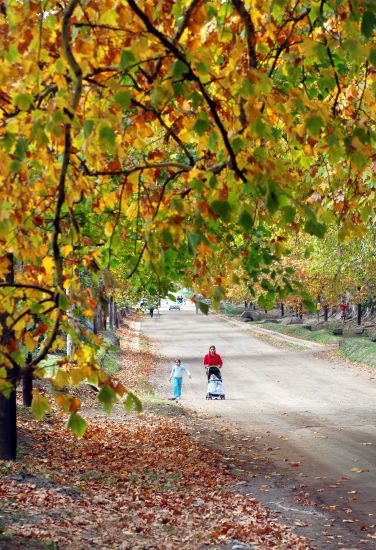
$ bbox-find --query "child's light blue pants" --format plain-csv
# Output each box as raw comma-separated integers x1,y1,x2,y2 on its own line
173,377,183,398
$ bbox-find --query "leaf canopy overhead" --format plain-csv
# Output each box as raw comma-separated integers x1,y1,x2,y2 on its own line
0,0,375,419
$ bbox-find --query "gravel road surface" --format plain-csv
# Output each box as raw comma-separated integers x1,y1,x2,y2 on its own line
142,303,376,548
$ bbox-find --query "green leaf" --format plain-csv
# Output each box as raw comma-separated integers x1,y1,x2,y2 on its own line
304,218,326,238
173,59,188,78
213,285,223,304
31,393,51,421
14,93,33,111
83,119,94,138
210,200,231,222
281,205,296,223
301,292,316,313
99,126,116,151
120,49,136,70
370,48,376,68
266,183,280,214
361,10,376,39
98,384,118,413
9,160,21,173
58,291,70,311
306,115,324,136
238,210,253,230
15,137,28,160
231,136,244,153
193,113,209,136
254,117,267,138
114,90,132,109
67,413,87,437
208,130,219,151
198,301,209,315
124,391,143,413
258,293,275,310
187,231,202,254
239,77,254,98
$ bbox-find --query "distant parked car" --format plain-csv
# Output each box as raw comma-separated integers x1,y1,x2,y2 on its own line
169,303,181,310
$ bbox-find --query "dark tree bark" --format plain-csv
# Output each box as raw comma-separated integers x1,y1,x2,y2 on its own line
280,303,284,317
114,302,119,329
0,254,19,460
109,296,114,330
357,303,362,326
324,305,329,322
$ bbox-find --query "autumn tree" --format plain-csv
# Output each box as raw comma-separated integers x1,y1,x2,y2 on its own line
0,0,375,458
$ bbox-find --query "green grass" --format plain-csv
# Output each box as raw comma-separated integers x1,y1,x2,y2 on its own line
97,332,121,375
98,347,120,375
254,322,340,344
339,338,376,368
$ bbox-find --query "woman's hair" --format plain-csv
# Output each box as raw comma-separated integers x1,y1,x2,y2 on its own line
209,345,216,351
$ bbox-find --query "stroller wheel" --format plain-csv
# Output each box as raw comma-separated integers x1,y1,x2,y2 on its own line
221,395,225,400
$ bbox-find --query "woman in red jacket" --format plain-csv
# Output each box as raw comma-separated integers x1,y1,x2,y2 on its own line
203,345,223,381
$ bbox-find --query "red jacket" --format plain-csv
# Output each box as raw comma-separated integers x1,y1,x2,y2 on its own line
203,353,223,368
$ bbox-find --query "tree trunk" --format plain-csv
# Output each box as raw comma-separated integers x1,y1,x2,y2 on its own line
109,296,114,330
280,303,284,317
357,303,362,326
0,253,18,460
114,302,119,329
66,333,74,358
94,305,103,334
324,305,329,322
22,360,33,408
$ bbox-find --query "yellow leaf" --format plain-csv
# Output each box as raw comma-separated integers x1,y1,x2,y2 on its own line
104,222,114,238
103,191,118,209
99,9,119,25
70,367,86,385
61,244,73,257
0,256,12,279
24,332,36,353
42,256,54,274
55,392,71,411
54,369,70,388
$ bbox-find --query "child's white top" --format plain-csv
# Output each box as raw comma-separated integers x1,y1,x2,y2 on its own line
170,364,191,378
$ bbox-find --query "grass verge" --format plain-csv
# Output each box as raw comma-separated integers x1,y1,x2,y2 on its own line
253,322,340,344
253,323,376,369
339,338,376,368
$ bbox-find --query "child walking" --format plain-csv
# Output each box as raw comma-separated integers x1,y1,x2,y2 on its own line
169,359,191,401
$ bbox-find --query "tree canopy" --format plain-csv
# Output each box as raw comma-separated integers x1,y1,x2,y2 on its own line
0,0,375,434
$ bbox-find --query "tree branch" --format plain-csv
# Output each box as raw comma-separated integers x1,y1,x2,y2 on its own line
230,0,257,70
126,0,247,183
131,98,195,165
0,283,55,296
79,158,191,177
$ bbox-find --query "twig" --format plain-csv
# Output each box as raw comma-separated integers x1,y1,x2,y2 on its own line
126,0,247,183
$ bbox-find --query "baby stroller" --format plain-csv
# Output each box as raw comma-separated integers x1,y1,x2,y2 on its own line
206,366,225,400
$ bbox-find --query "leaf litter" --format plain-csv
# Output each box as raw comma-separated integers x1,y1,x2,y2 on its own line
0,323,310,549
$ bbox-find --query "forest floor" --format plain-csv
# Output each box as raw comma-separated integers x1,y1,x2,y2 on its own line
0,320,310,550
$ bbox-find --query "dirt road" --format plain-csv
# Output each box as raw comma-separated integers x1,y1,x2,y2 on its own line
142,303,376,548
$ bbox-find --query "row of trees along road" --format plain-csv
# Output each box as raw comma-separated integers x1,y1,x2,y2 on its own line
224,223,375,320
0,0,375,458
